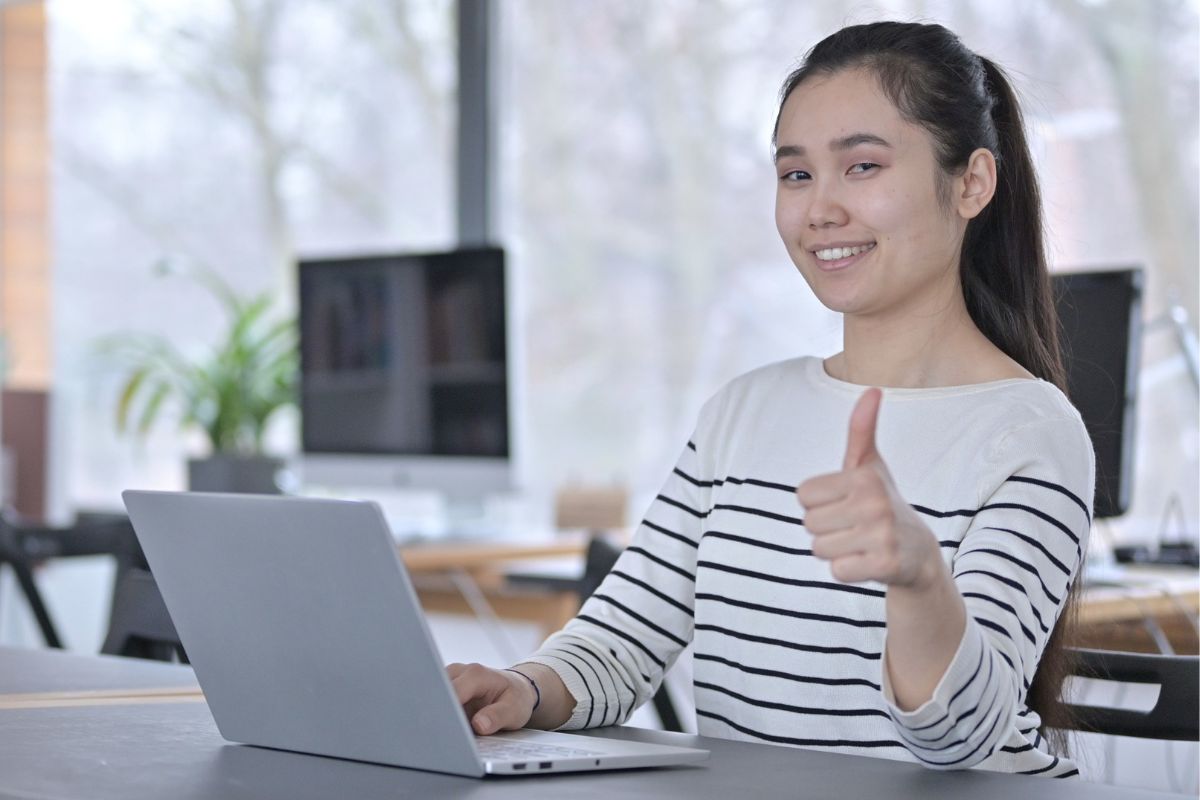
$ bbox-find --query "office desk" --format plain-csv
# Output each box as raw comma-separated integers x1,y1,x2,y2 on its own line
1076,566,1200,654
0,644,197,696
0,649,1186,799
400,538,586,573
0,699,1184,799
402,537,587,638
0,645,200,710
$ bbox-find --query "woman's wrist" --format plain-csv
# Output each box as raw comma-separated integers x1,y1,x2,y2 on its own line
507,661,575,730
502,667,541,714
896,542,952,596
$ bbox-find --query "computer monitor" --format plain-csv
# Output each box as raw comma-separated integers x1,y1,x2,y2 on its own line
297,247,511,499
1053,267,1143,519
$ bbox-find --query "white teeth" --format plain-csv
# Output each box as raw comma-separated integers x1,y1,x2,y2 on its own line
814,243,875,261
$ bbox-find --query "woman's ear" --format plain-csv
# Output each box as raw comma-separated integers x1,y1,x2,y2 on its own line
956,148,997,220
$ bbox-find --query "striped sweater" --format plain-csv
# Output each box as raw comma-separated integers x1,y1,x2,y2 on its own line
525,356,1094,777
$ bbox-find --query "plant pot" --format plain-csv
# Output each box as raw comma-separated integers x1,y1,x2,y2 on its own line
187,455,285,495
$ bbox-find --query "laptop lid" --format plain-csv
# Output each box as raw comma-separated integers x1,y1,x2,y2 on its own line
122,490,485,777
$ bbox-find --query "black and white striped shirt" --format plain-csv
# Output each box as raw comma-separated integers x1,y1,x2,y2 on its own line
525,356,1094,777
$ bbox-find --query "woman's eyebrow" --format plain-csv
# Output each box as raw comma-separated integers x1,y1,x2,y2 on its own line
832,132,892,151
774,132,892,163
773,144,804,163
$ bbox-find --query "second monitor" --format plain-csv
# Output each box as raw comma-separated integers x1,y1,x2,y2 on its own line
297,247,510,496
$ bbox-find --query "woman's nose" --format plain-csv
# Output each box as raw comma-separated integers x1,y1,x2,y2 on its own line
807,182,849,229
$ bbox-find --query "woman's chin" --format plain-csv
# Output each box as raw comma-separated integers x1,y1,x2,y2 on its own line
808,287,866,315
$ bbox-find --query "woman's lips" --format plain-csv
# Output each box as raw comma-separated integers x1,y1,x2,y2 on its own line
813,244,874,272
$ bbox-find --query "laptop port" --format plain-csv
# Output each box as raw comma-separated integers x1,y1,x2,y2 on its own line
539,762,552,770
512,764,526,771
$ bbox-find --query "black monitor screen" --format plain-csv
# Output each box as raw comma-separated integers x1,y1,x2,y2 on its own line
1053,267,1143,519
298,247,508,458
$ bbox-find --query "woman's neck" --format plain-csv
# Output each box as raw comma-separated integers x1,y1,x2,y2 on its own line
827,286,1018,389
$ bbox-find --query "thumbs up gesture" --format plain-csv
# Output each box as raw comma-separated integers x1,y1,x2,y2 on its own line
796,388,940,589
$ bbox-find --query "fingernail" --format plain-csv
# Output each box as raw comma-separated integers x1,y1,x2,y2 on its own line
476,714,490,732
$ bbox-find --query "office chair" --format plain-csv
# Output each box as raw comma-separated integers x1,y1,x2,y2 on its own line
0,511,64,647
0,509,146,649
1064,647,1199,740
101,567,188,663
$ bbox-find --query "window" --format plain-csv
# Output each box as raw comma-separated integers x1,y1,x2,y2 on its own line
49,0,456,507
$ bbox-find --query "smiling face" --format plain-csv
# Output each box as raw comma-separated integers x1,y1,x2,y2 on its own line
774,68,969,321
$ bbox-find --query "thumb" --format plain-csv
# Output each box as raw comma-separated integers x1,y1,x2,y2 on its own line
472,697,529,736
843,387,883,470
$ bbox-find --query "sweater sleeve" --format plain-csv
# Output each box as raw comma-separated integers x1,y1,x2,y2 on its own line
880,413,1094,769
520,415,716,729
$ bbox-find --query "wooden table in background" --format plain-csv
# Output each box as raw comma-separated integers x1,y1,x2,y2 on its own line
400,536,588,639
1074,566,1199,655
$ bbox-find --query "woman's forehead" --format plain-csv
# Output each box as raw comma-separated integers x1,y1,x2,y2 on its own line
776,69,909,151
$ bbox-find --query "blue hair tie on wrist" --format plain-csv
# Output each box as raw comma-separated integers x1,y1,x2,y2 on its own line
503,667,541,712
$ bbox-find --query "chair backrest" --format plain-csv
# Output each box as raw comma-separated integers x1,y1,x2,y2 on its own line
1064,647,1199,741
578,535,623,603
101,568,188,663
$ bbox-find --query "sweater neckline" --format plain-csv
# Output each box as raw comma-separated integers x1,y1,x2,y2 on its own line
804,355,1043,399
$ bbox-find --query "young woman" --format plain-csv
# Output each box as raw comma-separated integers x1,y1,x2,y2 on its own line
449,21,1094,777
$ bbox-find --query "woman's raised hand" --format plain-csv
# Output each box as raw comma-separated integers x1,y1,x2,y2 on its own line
796,388,942,589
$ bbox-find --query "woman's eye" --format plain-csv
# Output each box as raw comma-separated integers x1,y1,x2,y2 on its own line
848,162,879,175
779,169,811,182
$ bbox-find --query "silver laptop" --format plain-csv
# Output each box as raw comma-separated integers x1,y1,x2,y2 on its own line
121,490,708,777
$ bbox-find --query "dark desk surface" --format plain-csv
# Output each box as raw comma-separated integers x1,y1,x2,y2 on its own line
0,645,197,696
0,648,1185,800
0,642,199,695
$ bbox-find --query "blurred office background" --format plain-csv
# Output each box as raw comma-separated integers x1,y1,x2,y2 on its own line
0,0,1196,791
19,0,1195,522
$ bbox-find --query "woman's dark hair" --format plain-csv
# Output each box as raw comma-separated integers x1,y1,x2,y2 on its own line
774,21,1077,754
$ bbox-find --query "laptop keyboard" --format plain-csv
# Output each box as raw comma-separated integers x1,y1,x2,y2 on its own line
476,737,604,761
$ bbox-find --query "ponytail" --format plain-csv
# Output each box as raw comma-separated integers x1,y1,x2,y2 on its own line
964,58,1066,393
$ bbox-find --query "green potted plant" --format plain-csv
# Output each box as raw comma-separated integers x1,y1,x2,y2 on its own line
102,260,298,493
